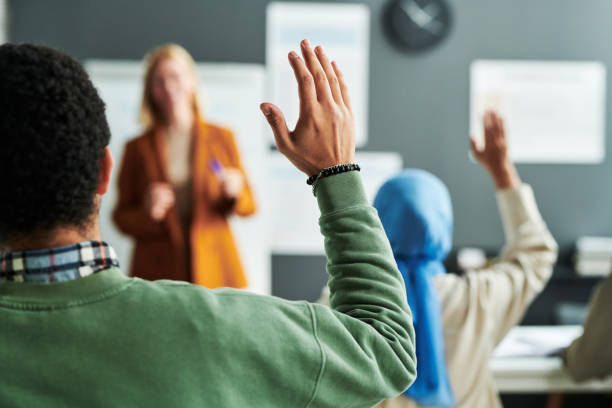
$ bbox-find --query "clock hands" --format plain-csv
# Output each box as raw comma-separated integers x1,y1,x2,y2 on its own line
400,0,443,35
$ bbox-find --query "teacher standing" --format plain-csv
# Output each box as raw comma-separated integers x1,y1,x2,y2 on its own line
113,44,256,289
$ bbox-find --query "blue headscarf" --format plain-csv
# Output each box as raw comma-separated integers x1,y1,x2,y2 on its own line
374,169,455,407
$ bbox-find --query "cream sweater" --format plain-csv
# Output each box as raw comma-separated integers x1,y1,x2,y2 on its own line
322,185,558,408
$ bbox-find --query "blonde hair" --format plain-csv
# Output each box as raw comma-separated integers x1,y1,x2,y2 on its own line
139,44,204,128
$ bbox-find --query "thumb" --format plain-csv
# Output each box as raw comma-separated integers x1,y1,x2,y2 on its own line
260,103,290,151
469,137,483,160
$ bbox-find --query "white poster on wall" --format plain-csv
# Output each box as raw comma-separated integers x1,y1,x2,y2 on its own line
267,152,403,255
86,61,271,295
266,2,370,147
470,60,606,163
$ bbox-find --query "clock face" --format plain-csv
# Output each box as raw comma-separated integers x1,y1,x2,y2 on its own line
384,0,452,52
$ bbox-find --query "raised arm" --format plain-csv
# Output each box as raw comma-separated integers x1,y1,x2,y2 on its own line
439,112,558,344
260,40,416,405
469,112,521,191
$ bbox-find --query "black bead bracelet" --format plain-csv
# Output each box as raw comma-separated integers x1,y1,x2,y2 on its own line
307,163,361,194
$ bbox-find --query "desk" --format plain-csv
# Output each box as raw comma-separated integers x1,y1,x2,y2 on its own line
491,326,612,393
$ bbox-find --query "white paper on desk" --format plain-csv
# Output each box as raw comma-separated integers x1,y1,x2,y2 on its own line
266,2,370,147
493,326,583,358
266,152,402,255
470,60,606,163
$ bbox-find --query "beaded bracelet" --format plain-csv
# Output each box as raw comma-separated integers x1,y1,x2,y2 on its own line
307,163,361,195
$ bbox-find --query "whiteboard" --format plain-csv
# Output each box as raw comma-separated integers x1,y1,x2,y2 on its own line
266,2,370,147
86,61,271,295
470,60,606,164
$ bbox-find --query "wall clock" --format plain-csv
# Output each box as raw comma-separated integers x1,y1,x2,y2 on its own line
384,0,452,52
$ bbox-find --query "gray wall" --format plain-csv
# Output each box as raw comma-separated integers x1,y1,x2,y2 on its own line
9,0,612,304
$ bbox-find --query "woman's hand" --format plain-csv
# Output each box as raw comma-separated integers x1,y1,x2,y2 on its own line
470,111,521,190
219,168,245,199
144,182,175,221
260,39,355,177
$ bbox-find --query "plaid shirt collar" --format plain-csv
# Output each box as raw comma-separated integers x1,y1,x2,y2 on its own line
0,241,120,283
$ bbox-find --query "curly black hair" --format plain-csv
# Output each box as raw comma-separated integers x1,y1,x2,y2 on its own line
0,43,111,242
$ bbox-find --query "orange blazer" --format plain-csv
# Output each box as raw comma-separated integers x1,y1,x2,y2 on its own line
113,120,256,288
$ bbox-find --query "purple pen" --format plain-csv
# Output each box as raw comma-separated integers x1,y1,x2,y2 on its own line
209,158,223,177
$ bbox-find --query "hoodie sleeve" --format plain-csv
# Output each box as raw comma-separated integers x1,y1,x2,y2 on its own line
305,171,417,406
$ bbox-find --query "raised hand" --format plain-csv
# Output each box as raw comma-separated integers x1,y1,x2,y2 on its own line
260,39,355,177
470,111,521,190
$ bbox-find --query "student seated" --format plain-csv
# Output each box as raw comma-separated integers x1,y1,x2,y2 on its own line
321,112,558,407
563,273,612,381
0,41,415,407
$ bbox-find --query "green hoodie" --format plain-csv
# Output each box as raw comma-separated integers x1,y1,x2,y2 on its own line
0,172,416,408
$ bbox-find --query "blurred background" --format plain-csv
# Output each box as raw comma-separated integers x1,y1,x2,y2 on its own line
4,1,612,406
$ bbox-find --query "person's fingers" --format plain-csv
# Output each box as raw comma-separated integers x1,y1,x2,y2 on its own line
153,182,171,190
165,193,175,205
288,51,316,115
154,195,169,206
156,185,172,194
155,199,173,211
229,172,244,186
260,103,291,153
151,192,163,204
154,208,168,220
490,112,501,132
157,205,172,215
155,189,174,203
153,187,173,203
332,61,352,111
151,201,168,217
490,117,501,151
495,116,506,141
484,113,505,152
315,45,342,105
469,137,484,160
300,39,333,103
483,111,492,125
483,111,496,148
